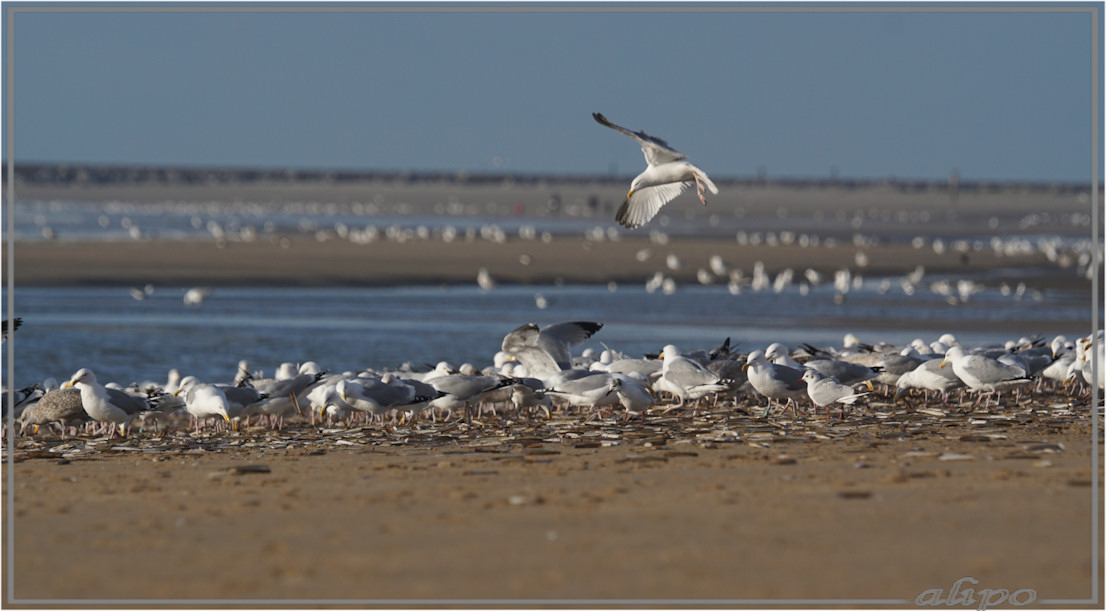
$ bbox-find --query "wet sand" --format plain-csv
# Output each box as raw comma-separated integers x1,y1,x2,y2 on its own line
7,233,1082,291
3,393,1100,604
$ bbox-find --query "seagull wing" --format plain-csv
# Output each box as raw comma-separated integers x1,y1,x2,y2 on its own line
502,322,541,352
616,182,689,228
593,113,686,167
665,357,720,387
539,322,603,350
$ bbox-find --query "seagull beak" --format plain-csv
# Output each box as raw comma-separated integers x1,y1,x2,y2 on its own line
741,363,751,371
939,359,948,369
865,380,875,391
626,189,635,198
222,413,230,422
61,380,75,388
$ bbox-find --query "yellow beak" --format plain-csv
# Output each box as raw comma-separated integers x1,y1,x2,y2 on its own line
741,363,751,371
939,360,948,369
61,380,75,388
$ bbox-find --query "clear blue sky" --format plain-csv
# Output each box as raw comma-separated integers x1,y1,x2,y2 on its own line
4,3,1102,182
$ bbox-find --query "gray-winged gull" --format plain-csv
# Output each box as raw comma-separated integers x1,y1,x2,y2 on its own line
63,368,154,438
940,346,1032,404
742,350,807,417
801,369,868,418
592,112,718,229
655,344,730,411
501,321,603,380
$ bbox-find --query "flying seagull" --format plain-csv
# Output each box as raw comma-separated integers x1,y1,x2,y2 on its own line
592,112,718,229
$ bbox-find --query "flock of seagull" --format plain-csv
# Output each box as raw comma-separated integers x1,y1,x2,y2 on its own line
6,317,1102,440
6,114,1100,442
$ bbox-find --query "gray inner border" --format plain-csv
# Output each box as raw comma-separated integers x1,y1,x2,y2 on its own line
2,1,1102,607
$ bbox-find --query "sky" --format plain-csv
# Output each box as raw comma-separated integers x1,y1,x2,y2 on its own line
3,3,1102,183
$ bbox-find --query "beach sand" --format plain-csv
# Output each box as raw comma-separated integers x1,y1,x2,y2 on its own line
6,233,1086,292
3,396,1099,604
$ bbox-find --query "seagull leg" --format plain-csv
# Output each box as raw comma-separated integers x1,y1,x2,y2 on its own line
694,176,708,205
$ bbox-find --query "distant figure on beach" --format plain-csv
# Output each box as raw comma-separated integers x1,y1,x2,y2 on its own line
592,112,718,229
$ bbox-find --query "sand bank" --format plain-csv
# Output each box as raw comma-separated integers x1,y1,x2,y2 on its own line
7,234,1082,290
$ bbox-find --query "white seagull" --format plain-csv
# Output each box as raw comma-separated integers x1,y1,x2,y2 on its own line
801,369,868,419
63,368,153,438
592,112,718,229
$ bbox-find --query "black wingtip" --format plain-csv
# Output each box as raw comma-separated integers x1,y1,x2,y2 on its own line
573,321,604,338
615,199,637,229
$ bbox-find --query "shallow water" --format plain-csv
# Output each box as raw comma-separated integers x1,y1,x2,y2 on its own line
5,280,1092,388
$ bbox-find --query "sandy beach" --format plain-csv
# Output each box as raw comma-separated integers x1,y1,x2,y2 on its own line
3,391,1100,604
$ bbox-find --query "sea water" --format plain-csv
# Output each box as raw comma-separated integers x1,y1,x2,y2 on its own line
5,280,1092,389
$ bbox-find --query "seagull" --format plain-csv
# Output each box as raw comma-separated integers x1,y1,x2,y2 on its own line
742,350,807,417
592,112,718,229
501,321,603,380
894,359,964,403
939,346,1032,405
63,368,155,438
802,369,868,419
337,376,416,423
544,371,620,416
16,388,89,437
243,368,328,430
427,374,512,424
604,373,656,421
655,344,731,412
176,378,232,432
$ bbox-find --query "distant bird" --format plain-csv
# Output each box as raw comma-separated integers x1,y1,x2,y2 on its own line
2,318,22,342
183,287,211,306
129,284,155,300
477,268,496,291
592,112,718,229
